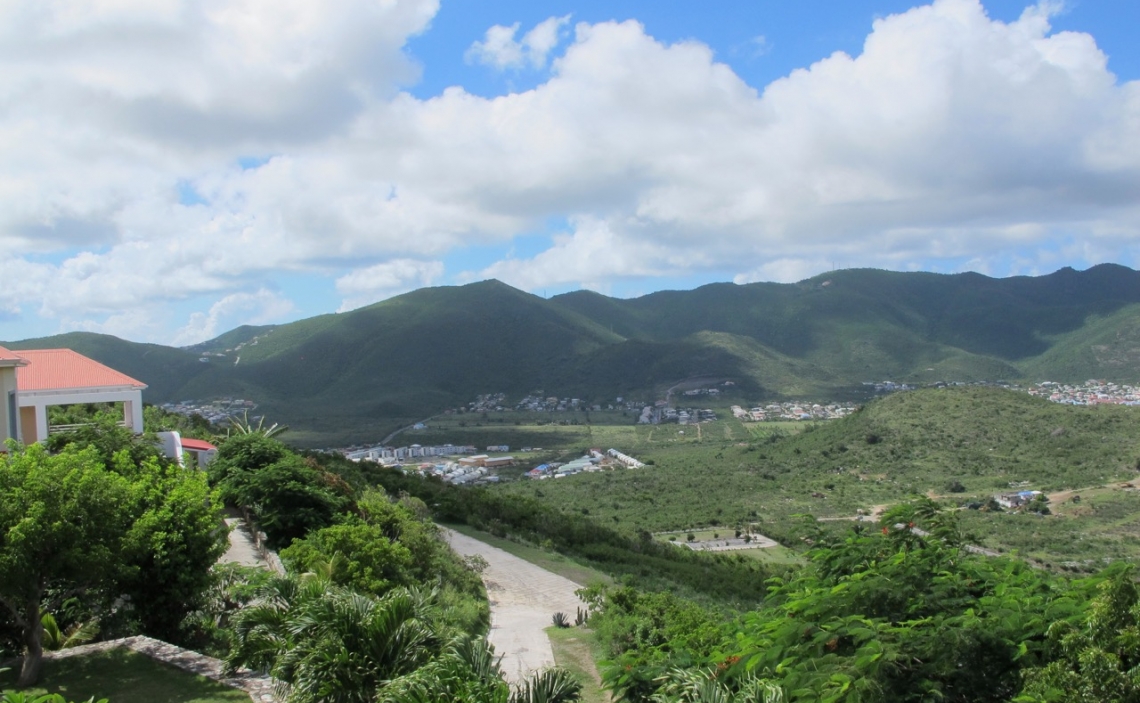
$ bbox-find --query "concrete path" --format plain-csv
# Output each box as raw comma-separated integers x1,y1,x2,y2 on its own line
221,516,267,568
443,529,584,683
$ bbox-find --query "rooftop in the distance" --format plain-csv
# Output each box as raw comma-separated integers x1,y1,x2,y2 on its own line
13,348,147,392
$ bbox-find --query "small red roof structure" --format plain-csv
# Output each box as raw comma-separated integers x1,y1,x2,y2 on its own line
14,349,146,392
180,438,217,452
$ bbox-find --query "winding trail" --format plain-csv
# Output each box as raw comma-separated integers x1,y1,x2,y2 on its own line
443,529,584,684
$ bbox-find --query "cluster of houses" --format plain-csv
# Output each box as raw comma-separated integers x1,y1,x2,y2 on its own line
407,456,516,484
0,345,215,467
513,394,644,413
638,405,716,425
731,402,858,422
1027,380,1140,406
526,448,644,479
342,443,517,484
864,381,917,393
160,397,256,424
399,454,518,484
344,443,479,463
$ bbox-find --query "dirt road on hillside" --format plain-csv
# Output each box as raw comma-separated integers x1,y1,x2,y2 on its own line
443,529,585,684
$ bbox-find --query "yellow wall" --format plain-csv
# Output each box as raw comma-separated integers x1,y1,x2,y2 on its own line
19,406,37,444
0,366,17,445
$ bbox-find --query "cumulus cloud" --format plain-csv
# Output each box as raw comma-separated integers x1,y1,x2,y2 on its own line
474,218,704,291
1,0,1139,342
466,15,571,70
170,289,296,346
734,259,835,285
335,259,445,312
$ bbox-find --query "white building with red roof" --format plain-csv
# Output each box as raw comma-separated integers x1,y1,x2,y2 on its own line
155,431,218,469
0,345,147,446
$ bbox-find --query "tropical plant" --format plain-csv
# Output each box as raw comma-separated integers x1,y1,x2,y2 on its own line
375,634,581,703
552,612,569,628
650,667,784,703
227,574,441,703
39,613,98,652
228,410,288,438
228,572,578,703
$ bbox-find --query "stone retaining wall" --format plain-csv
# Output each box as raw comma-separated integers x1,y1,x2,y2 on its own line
40,636,277,703
240,506,286,575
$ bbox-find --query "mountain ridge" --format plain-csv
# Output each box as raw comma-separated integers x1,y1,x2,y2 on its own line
7,265,1140,443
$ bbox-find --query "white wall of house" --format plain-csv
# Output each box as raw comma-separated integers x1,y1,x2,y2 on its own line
18,385,144,443
156,431,184,465
0,365,20,446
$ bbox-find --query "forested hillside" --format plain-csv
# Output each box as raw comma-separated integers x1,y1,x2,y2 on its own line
8,265,1140,442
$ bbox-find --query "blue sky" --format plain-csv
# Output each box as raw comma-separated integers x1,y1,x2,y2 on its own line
1,0,1138,344
410,1,1140,97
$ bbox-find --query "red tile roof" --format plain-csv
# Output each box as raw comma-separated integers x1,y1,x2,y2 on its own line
14,349,146,391
180,438,217,452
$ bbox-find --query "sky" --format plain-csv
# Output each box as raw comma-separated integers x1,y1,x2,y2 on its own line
1,0,1138,346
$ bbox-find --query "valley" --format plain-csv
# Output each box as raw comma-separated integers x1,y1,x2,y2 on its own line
347,386,1140,570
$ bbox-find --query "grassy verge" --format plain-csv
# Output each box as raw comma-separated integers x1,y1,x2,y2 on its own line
444,523,614,587
0,648,250,703
735,544,804,565
546,626,610,703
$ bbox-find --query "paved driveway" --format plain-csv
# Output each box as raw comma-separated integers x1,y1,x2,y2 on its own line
443,529,584,683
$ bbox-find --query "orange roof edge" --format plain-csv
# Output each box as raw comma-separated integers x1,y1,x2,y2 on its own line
14,348,147,392
0,345,29,365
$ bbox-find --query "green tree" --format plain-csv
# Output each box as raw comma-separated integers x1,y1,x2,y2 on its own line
1017,566,1140,703
209,434,347,548
0,438,226,685
116,461,227,640
43,411,163,470
0,443,133,686
280,520,416,595
605,501,1079,703
280,490,489,634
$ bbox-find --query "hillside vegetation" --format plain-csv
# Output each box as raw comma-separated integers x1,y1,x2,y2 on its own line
8,264,1140,443
498,387,1140,563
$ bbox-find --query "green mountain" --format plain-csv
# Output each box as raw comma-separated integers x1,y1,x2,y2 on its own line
183,324,277,355
8,264,1140,443
1,332,210,402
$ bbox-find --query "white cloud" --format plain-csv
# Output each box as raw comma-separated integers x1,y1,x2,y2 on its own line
466,15,571,70
474,218,705,291
170,289,296,347
335,259,445,312
734,259,834,285
1,0,1139,342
